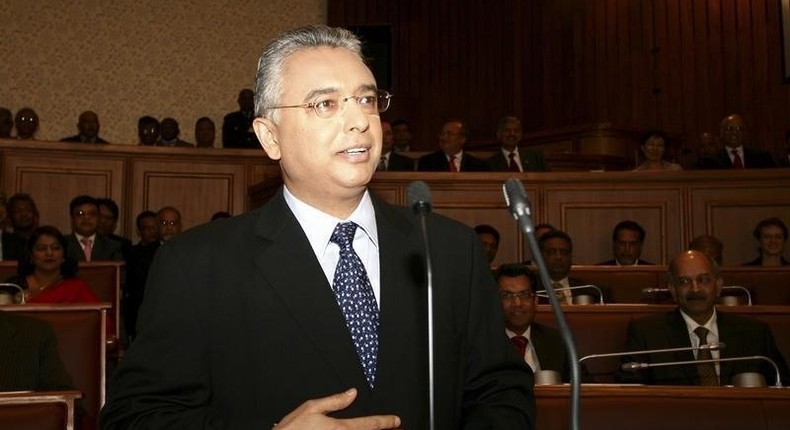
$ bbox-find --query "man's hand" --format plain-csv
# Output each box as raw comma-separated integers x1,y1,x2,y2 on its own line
275,388,402,429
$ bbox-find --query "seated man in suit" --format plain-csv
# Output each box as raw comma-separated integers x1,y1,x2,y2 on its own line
496,263,587,382
417,120,491,172
474,224,500,270
597,220,653,266
699,114,775,169
97,198,132,262
7,192,39,242
101,25,533,429
222,89,259,149
60,110,109,144
539,230,606,304
618,250,789,385
487,116,549,172
64,195,123,262
0,196,24,261
376,120,414,171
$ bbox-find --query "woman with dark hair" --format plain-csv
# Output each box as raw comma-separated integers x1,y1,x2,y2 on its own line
744,218,790,266
6,225,101,303
634,131,683,171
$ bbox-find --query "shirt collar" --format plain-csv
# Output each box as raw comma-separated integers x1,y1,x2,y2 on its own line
679,307,718,337
75,232,96,243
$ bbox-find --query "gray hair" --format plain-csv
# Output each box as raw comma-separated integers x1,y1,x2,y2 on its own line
254,25,363,121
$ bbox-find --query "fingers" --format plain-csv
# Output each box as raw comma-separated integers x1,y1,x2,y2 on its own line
277,388,401,430
342,414,402,429
301,388,358,414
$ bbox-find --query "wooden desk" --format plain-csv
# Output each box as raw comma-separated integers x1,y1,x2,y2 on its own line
535,385,790,430
0,390,82,430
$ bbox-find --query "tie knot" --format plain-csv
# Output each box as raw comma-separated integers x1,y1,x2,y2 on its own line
508,151,516,159
511,335,528,349
330,222,358,247
731,149,738,155
80,238,91,246
694,326,709,344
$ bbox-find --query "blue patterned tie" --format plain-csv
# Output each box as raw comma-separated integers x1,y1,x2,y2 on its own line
330,222,379,387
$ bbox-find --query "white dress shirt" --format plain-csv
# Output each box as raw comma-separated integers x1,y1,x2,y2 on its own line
507,327,540,372
679,308,721,377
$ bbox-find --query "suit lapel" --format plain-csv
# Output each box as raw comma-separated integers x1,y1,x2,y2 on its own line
250,192,369,391
666,310,698,383
716,312,738,382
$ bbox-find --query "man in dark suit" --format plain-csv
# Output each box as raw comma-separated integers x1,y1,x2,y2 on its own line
60,110,109,144
222,88,259,149
101,25,533,430
0,228,24,261
538,230,607,304
376,121,414,171
699,114,776,169
417,120,491,172
487,116,549,172
597,220,654,266
64,195,123,262
97,198,132,261
124,211,161,343
618,250,789,385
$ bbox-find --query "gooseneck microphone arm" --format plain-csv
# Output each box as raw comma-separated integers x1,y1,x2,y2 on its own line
536,284,605,305
622,355,782,388
642,286,752,305
407,181,436,430
579,342,726,364
503,178,581,430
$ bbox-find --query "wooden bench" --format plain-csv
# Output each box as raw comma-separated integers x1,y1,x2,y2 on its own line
0,391,81,430
2,304,108,430
534,304,790,382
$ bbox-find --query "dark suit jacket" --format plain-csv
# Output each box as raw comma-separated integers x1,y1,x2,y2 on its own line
1,230,25,261
384,151,415,171
61,134,109,144
700,147,776,169
596,258,654,266
0,311,74,391
487,148,550,172
222,111,258,149
100,189,534,429
617,309,790,386
65,234,123,262
530,322,594,383
417,150,492,172
123,241,160,341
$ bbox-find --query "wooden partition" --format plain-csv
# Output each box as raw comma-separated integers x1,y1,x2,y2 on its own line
0,391,81,430
535,385,790,430
256,169,790,267
1,304,108,430
533,305,790,383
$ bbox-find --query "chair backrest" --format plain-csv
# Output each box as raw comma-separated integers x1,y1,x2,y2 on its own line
0,391,81,430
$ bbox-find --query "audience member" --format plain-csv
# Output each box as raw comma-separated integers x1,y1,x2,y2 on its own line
0,197,24,261
210,211,231,221
634,131,682,171
391,119,413,152
0,310,75,391
7,193,40,241
598,220,653,266
417,120,491,172
700,114,775,168
743,217,789,266
15,107,39,140
157,206,183,242
496,263,583,382
97,197,133,261
64,195,123,262
134,210,159,246
137,116,160,146
7,226,103,304
157,117,194,147
688,131,721,169
222,88,258,149
125,210,161,342
534,223,555,239
487,116,549,172
376,120,414,171
61,110,108,144
101,25,533,429
688,234,724,266
194,117,216,148
0,107,13,138
618,250,789,385
538,230,606,304
474,224,500,268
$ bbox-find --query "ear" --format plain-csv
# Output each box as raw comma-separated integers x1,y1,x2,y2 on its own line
253,118,281,160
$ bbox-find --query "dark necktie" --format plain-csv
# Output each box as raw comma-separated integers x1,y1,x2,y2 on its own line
330,222,379,387
448,155,458,172
511,335,528,358
731,149,744,169
508,151,520,172
694,326,719,386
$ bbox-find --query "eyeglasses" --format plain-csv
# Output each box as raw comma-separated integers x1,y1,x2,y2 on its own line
270,90,392,119
500,291,536,302
159,220,180,227
75,210,98,219
542,248,571,257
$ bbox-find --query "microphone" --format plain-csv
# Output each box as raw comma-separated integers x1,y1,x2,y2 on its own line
641,286,752,305
579,342,726,364
0,283,26,304
503,178,581,430
536,284,605,304
621,355,783,388
407,180,436,430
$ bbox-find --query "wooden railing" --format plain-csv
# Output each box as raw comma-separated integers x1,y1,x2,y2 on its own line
0,391,82,430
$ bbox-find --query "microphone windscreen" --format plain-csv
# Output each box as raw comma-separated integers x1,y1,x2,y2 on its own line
502,178,526,208
407,180,432,213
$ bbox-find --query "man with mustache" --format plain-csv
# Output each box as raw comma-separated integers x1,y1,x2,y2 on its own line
617,250,789,385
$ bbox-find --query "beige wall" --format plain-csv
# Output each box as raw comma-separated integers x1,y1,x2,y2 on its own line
0,0,326,145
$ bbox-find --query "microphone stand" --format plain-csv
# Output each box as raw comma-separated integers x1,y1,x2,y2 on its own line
417,211,436,430
623,356,783,388
579,343,726,364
